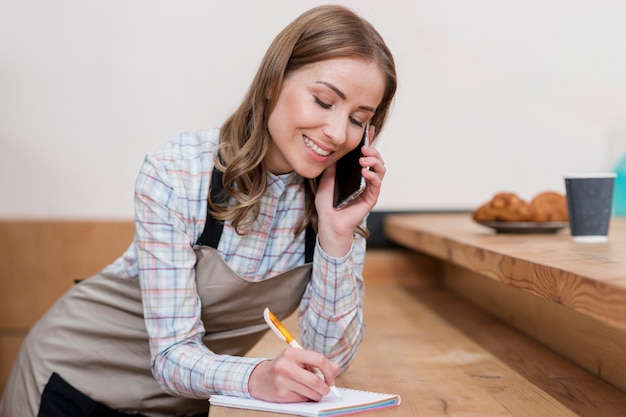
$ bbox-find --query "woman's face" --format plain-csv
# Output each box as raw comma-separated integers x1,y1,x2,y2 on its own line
266,57,386,177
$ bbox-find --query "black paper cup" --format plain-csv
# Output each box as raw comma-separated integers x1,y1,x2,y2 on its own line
564,173,616,242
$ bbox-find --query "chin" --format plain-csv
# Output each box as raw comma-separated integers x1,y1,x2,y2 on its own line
295,166,325,180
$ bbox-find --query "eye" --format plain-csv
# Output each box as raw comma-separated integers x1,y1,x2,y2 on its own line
314,96,332,109
349,116,364,128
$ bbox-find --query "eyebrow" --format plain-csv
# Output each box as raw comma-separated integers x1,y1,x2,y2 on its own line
316,81,376,113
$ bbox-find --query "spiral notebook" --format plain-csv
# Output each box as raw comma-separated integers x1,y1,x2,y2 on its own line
209,387,401,417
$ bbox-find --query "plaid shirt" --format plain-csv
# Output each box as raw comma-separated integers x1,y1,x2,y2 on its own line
102,129,365,399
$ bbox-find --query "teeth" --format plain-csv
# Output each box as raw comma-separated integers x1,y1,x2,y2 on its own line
304,137,330,157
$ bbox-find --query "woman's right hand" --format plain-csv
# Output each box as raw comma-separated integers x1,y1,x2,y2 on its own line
247,346,340,402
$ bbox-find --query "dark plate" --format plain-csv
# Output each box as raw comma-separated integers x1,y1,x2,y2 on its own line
476,221,569,234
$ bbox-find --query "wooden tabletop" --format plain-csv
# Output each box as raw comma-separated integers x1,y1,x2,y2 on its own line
384,213,626,332
209,248,626,417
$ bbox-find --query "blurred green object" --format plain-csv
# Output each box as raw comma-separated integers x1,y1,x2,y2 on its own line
615,153,626,216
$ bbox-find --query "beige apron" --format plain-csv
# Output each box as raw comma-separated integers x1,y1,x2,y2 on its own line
0,245,312,416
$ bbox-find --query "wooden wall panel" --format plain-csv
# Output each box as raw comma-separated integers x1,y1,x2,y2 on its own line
0,221,135,328
0,220,135,395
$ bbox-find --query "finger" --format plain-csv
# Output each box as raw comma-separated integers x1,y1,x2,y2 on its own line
367,124,376,142
362,162,385,188
362,169,382,196
360,148,386,179
297,368,331,401
279,374,325,402
298,354,341,392
283,349,335,401
312,361,340,387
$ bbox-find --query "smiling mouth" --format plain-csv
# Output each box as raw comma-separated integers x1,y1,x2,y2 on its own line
303,137,331,157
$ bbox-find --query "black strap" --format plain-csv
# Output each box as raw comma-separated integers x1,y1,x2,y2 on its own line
196,168,227,248
196,169,316,263
303,223,315,264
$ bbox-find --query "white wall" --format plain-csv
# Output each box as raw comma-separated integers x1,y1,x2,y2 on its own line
1,0,625,219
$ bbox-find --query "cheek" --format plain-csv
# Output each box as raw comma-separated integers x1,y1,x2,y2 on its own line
277,86,312,124
282,92,308,123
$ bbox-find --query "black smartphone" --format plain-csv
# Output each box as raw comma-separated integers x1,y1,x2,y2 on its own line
333,123,369,210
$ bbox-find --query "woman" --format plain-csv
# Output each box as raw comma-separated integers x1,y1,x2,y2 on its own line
0,4,397,416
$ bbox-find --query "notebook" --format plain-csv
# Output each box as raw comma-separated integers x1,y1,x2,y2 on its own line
209,387,400,417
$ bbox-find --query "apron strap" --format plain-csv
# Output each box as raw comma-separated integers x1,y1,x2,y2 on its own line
303,223,315,264
196,168,227,249
196,168,316,263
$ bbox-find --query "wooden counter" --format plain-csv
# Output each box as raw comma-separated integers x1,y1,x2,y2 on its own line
384,213,626,393
210,246,626,417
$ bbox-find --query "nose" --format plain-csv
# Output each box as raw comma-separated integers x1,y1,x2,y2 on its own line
322,113,349,147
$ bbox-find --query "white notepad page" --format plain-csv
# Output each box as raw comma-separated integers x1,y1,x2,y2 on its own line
209,387,401,417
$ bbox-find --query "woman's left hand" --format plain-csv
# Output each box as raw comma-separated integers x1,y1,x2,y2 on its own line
315,128,386,257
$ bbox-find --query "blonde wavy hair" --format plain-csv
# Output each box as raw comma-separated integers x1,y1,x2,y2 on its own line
211,5,397,236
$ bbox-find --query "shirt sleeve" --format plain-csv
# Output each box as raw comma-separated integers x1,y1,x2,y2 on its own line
297,232,366,372
134,151,262,399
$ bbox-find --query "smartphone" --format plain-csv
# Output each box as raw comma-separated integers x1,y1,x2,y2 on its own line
333,123,369,210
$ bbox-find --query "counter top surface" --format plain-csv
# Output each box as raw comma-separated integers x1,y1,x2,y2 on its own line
210,262,626,417
384,213,626,331
208,219,626,417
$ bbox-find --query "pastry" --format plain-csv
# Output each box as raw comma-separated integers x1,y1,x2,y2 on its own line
472,192,533,222
529,191,568,222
